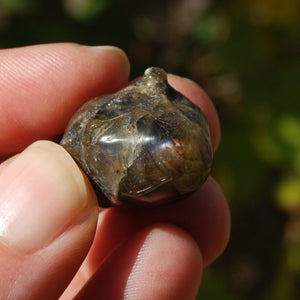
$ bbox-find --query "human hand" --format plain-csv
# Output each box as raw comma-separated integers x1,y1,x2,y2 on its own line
0,43,230,299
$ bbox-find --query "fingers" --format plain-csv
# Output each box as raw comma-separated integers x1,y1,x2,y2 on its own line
85,177,229,275
75,224,202,300
0,43,130,156
61,181,228,298
60,73,228,296
0,141,98,298
0,42,226,298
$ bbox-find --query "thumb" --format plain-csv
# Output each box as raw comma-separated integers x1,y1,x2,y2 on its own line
0,141,98,299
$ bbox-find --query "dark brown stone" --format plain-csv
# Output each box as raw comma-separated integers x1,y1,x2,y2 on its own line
60,67,213,207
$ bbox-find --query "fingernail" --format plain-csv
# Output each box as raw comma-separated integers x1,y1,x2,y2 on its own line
0,141,97,253
90,45,130,76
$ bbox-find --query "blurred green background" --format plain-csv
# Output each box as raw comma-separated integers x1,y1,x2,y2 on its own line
0,0,299,298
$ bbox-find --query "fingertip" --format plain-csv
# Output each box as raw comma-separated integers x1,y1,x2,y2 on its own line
0,140,99,298
26,140,98,212
88,45,131,78
0,43,131,156
0,140,98,253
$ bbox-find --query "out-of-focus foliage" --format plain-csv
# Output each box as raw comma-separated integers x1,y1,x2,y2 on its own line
0,0,36,14
63,0,109,21
0,0,299,299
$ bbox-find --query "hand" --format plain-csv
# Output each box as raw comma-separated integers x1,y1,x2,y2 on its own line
0,43,230,299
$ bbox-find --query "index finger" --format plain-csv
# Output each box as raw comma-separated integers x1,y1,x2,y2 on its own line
0,43,130,156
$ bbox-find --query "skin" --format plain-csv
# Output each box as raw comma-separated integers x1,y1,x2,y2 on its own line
0,43,230,299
